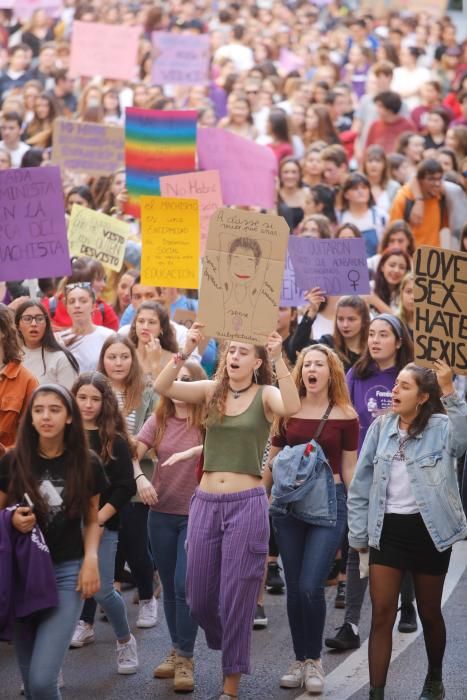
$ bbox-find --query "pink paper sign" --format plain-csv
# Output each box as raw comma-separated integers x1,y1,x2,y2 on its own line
69,21,140,82
11,0,62,19
197,128,277,210
152,32,210,85
160,170,223,255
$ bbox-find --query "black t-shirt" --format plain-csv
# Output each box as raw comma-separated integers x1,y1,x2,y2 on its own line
0,449,106,564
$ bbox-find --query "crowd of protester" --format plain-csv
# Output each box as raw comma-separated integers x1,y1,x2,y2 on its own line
1,2,467,700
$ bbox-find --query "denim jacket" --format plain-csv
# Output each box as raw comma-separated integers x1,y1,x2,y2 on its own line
348,393,467,553
269,440,337,526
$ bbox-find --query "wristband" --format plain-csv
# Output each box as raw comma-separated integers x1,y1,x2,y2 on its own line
172,351,190,367
414,197,424,201
135,473,145,481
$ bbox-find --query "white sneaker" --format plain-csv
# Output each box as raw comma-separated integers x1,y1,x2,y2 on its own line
280,660,304,688
304,659,325,694
70,621,95,648
136,597,158,628
117,634,139,674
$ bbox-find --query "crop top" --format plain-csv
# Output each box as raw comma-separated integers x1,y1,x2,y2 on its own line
272,417,359,475
203,386,271,477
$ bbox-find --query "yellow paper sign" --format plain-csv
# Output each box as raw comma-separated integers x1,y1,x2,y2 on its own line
68,205,129,272
140,196,200,289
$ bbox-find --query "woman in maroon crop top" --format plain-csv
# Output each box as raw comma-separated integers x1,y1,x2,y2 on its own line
264,344,359,695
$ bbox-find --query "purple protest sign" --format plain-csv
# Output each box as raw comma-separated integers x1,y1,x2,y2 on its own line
288,237,370,296
197,128,277,209
0,167,71,282
280,253,307,306
152,32,210,85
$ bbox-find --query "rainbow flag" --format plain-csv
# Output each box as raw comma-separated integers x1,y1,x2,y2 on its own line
124,108,197,218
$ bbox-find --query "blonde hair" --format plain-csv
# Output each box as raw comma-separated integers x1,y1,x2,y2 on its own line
397,272,414,327
273,344,353,435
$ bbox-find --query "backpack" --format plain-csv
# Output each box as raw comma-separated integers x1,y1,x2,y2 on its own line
403,194,447,227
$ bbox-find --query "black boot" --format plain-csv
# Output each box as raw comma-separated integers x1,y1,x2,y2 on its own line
369,688,385,699
418,669,445,700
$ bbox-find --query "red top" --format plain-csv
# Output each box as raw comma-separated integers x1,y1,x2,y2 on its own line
268,141,294,164
365,117,416,154
272,417,359,475
42,295,119,331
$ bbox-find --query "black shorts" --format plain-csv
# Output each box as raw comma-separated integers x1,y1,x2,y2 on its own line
369,512,451,576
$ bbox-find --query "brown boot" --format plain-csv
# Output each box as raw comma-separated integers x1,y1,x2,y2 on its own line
153,649,177,679
174,655,194,693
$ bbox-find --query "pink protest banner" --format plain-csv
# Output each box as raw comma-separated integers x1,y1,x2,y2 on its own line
12,0,62,19
152,32,210,85
0,167,71,282
197,128,277,209
160,170,223,255
69,21,140,82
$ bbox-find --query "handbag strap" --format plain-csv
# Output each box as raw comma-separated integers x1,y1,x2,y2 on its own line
312,402,333,443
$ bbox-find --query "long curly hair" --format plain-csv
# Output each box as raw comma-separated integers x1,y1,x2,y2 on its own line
153,361,207,450
71,372,131,463
98,334,145,415
0,304,23,363
206,342,272,426
129,301,178,352
272,344,353,436
6,384,93,529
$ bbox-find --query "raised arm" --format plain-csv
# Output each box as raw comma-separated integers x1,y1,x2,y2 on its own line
153,322,214,404
263,332,301,419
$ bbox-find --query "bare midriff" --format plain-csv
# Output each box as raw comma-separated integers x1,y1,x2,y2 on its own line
200,471,262,494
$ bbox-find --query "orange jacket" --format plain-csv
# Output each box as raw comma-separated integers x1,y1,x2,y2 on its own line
0,362,38,453
389,183,448,248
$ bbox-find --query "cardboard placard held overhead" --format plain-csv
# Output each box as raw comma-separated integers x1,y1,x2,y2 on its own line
140,196,200,289
288,237,370,296
69,21,139,81
0,167,71,282
51,119,124,176
198,208,289,344
68,205,129,272
280,253,307,307
414,246,467,374
151,31,210,85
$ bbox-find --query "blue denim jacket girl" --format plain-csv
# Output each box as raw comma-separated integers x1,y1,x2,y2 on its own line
348,392,467,553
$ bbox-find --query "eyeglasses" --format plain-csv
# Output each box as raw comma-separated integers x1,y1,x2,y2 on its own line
246,90,259,95
20,314,46,325
175,376,193,382
65,282,93,294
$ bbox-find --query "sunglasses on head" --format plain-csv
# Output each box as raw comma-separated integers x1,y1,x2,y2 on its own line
65,282,93,294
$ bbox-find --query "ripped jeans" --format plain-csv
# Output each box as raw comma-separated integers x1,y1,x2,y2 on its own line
273,483,347,660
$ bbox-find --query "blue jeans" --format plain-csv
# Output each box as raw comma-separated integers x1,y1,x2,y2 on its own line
92,528,130,641
148,510,198,656
273,483,347,660
14,559,83,700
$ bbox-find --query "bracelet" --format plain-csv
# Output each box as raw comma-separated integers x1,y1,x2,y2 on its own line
414,197,424,201
276,373,291,380
172,351,190,367
135,473,145,481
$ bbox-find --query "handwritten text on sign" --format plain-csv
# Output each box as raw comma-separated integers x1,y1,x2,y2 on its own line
152,32,210,85
414,246,467,374
68,205,129,272
52,119,124,176
0,167,70,282
160,170,222,255
198,208,289,344
288,237,370,296
140,197,200,289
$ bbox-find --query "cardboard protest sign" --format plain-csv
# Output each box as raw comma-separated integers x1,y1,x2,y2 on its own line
0,167,71,282
152,32,210,85
13,0,62,19
68,206,129,272
280,253,307,307
288,237,370,296
125,108,197,219
413,246,467,374
160,170,222,255
197,128,277,210
69,21,139,81
198,208,289,344
140,196,200,289
359,0,447,15
51,119,124,176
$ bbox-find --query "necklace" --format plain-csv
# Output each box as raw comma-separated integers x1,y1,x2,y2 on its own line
229,382,253,399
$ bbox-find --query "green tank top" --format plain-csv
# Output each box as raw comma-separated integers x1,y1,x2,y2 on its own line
203,386,271,477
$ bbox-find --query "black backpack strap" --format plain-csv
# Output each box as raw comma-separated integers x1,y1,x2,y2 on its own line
313,402,333,442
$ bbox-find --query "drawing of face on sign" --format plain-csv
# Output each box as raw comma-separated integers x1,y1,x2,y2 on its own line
198,208,289,344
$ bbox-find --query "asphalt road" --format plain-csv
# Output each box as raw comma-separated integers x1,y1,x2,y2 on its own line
1,542,466,700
